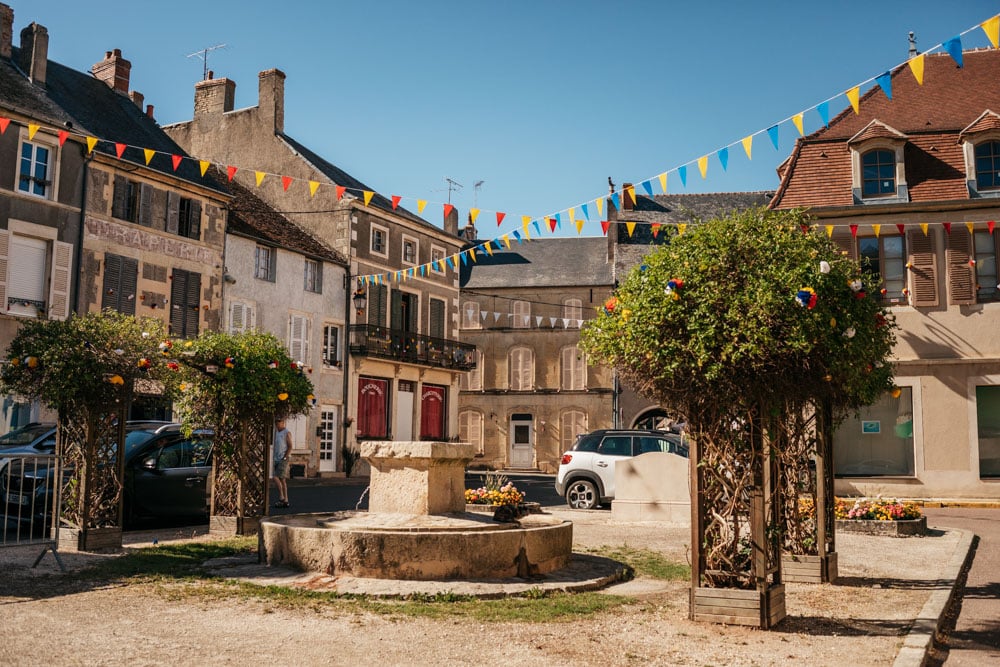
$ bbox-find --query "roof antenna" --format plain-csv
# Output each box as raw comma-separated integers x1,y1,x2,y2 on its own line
908,32,918,58
608,176,615,194
186,44,227,81
444,177,463,204
473,180,485,207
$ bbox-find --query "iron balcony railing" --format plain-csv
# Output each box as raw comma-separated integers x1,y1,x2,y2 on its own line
348,325,477,371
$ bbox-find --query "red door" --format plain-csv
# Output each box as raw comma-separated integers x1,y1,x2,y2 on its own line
357,377,388,438
419,384,445,440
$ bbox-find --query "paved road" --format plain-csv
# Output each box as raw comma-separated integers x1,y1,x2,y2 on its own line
922,507,1000,665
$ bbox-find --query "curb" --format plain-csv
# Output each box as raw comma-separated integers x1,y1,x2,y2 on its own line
892,528,976,667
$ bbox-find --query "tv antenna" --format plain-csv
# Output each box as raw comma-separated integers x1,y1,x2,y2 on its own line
186,43,227,81
444,177,463,204
473,180,485,207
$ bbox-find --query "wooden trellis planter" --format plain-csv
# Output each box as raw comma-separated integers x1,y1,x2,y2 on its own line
692,584,786,627
209,413,270,536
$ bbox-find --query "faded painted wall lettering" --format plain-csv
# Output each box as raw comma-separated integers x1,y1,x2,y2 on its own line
85,216,220,265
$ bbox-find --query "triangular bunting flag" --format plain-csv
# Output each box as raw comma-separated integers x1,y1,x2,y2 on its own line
364,191,374,206
792,113,804,136
697,156,708,179
484,242,494,256
575,219,585,234
988,221,995,234
496,212,506,226
28,123,40,140
336,185,347,200
549,317,557,328
846,87,860,114
872,224,881,238
536,316,543,327
470,208,480,223
849,224,858,237
227,165,238,181
943,222,952,235
282,176,293,191
651,223,661,238
532,220,541,236
600,221,610,236
470,248,478,263
825,225,834,237
718,147,729,171
944,36,963,68
908,54,925,85
625,186,635,206
255,171,266,187
309,181,320,197
391,195,401,210
144,148,155,165
875,71,892,100
658,172,668,193
87,136,98,154
817,102,830,127
641,180,653,196
58,130,69,146
678,165,687,187
741,135,753,159
581,204,590,221
522,216,531,236
460,251,468,266
983,16,1000,48
626,222,636,237
443,203,454,218
596,198,604,216
502,234,511,248
966,222,975,234
611,192,621,210
0,117,9,134
767,125,779,150
446,256,455,270
116,143,127,159
555,212,562,229
548,217,557,232
677,223,687,236
920,223,929,236
568,207,576,223
171,154,182,171
417,199,427,213
897,223,906,236
513,230,522,243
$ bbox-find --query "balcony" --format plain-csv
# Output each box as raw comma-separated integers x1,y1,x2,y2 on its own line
348,325,477,371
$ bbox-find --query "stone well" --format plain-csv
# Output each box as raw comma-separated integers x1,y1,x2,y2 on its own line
260,441,572,581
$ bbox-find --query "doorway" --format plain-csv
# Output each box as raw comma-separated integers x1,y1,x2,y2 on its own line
509,413,534,469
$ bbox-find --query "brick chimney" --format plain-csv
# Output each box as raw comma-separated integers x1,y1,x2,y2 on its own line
622,182,634,211
92,49,130,93
17,22,47,86
0,3,13,60
258,69,285,133
444,206,459,236
129,90,144,109
194,71,236,116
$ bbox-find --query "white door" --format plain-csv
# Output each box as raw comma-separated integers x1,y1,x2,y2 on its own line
319,407,338,473
396,380,414,441
509,413,534,468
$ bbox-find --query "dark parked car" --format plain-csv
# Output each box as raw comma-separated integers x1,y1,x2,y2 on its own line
0,423,56,450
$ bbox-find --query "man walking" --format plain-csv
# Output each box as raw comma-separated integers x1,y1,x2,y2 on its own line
272,418,292,508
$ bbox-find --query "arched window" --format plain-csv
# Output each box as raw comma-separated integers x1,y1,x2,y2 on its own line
861,149,896,197
511,300,530,328
459,410,484,454
563,298,582,327
461,301,481,329
459,350,483,391
561,346,586,390
509,346,534,390
560,410,587,450
975,140,1000,191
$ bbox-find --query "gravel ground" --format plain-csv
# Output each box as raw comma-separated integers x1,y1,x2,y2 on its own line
0,511,964,667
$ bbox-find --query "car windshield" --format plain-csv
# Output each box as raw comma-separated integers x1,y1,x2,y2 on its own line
0,424,54,447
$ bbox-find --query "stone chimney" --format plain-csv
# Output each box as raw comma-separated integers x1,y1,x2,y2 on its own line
146,104,155,119
129,90,144,109
92,49,131,93
258,69,285,133
0,4,13,60
18,22,47,86
194,71,236,116
444,206,459,236
622,182,634,211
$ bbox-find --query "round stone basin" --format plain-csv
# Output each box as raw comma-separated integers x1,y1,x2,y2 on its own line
261,511,573,581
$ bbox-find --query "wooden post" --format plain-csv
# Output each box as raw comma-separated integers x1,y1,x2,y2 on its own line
688,433,703,620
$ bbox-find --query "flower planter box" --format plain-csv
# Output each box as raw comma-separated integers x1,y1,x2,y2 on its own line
465,502,541,515
59,526,122,553
691,583,786,628
836,516,927,537
210,515,261,536
781,552,838,584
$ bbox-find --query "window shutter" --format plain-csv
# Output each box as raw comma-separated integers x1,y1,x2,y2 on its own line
0,230,7,310
102,253,122,311
248,304,256,330
230,302,245,333
267,247,277,282
112,175,127,220
48,241,73,320
946,227,976,305
139,183,154,227
189,200,201,240
289,315,307,361
120,256,138,315
170,270,187,336
907,229,939,307
830,228,858,261
561,348,573,389
186,271,201,337
166,192,180,235
389,290,402,330
429,299,445,338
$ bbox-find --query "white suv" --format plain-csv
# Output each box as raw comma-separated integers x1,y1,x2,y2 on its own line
555,429,688,510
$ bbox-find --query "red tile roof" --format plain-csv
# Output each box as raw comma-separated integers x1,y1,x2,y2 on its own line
848,120,908,144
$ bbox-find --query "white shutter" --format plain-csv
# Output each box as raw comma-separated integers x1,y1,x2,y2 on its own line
0,229,8,311
289,314,308,362
230,302,245,333
247,304,256,330
48,240,73,320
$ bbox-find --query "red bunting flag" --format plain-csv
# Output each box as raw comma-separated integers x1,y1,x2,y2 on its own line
335,185,346,200
0,117,9,133
115,143,127,158
172,155,182,171
496,212,506,226
651,223,661,238
444,203,454,217
600,221,610,236
58,130,69,146
391,195,401,210
548,218,557,232
226,165,238,181
942,222,952,235
849,224,858,237
989,221,995,234
896,223,906,236
282,175,293,191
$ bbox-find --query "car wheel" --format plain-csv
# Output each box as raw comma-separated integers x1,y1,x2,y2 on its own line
565,479,599,510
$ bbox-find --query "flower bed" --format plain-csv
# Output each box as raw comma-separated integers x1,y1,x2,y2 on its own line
464,474,525,506
835,497,922,521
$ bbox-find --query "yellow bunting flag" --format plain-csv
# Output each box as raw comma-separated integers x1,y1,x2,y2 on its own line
417,199,427,213
741,135,753,160
872,224,881,238
199,160,210,176
468,249,477,263
625,185,635,205
596,197,603,216
501,235,510,249
983,15,999,48
825,225,834,237
363,191,374,206
86,136,98,153
698,156,708,179
28,123,39,140
908,54,925,85
255,171,266,187
309,180,320,197
658,172,668,193
847,86,860,114
521,216,531,239
966,222,975,234
568,207,575,223
625,222,636,237
484,243,494,256
144,148,155,165
469,208,480,224
677,223,687,236
575,219,585,234
792,113,804,136
920,223,929,236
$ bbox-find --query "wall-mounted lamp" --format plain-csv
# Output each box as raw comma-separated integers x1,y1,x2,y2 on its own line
223,273,237,284
352,288,367,315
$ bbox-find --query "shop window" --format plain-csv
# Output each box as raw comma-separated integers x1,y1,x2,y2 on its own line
834,387,914,476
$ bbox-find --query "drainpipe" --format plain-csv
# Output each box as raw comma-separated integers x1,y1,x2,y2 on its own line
340,262,354,472
72,147,92,315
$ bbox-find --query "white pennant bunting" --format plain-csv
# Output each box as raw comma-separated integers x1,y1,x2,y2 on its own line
535,316,543,327
549,317,557,328
493,312,501,323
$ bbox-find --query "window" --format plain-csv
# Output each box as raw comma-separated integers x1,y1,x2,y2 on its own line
430,246,445,274
229,301,256,333
561,346,586,390
859,235,906,305
402,238,417,265
459,411,483,453
511,300,530,329
167,193,201,239
368,284,387,326
560,410,587,451
320,408,339,467
0,228,72,321
370,224,388,257
509,347,534,391
459,350,483,391
461,301,481,329
254,246,276,282
975,141,1000,191
598,435,633,457
102,253,138,315
977,385,1000,478
429,298,445,339
288,313,310,363
304,259,322,293
834,386,914,477
322,325,341,366
861,150,896,197
18,141,51,198
563,298,583,327
112,176,153,225
169,268,201,338
973,231,999,302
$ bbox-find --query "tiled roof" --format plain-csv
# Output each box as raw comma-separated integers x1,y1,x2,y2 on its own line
848,120,908,144
220,172,347,265
772,49,1000,209
2,48,225,194
960,110,1000,138
460,237,613,289
615,191,775,244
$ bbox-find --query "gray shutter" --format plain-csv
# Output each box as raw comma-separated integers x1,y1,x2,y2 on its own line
189,200,201,240
187,271,201,337
170,269,187,336
429,299,444,338
139,183,154,227
121,256,138,315
907,229,939,307
166,192,180,235
390,290,402,330
112,175,127,220
268,247,277,282
946,227,976,305
102,253,122,311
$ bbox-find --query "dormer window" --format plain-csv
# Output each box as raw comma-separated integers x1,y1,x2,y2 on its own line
974,140,1000,191
848,120,909,205
862,150,896,197
959,110,1000,198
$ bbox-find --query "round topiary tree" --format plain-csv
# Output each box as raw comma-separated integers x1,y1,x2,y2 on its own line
581,206,896,626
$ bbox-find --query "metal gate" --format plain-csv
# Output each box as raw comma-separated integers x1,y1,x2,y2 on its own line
0,453,65,570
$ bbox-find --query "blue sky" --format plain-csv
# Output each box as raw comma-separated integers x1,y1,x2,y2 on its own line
19,1,1000,237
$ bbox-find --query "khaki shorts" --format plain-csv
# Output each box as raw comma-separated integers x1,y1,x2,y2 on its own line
273,459,289,479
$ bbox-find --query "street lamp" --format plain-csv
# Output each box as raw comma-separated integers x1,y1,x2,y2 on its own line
352,288,367,315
